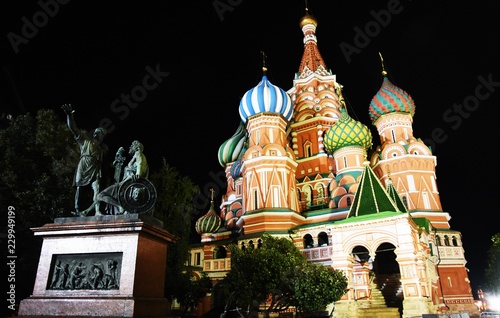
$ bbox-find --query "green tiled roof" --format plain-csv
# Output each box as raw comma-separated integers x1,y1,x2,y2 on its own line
386,179,408,213
347,163,403,218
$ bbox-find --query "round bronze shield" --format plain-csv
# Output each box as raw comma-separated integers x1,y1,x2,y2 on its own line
118,177,157,214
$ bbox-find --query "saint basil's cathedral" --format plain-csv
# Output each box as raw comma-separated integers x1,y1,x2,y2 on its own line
189,7,479,318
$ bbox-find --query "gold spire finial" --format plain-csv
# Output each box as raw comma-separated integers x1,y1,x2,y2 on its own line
261,51,268,75
305,0,309,13
378,52,387,76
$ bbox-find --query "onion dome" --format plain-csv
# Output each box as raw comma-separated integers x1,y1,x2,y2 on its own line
218,121,247,167
299,12,317,28
324,108,372,153
230,153,244,179
195,195,222,235
239,75,293,124
368,76,416,124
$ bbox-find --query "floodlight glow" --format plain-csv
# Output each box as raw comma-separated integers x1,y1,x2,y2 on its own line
487,295,500,311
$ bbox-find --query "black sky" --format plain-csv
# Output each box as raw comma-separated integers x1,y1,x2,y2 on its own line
1,0,499,293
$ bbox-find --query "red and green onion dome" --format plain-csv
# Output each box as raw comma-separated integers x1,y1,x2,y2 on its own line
218,121,247,167
324,108,372,153
369,76,416,124
195,201,222,235
239,75,293,124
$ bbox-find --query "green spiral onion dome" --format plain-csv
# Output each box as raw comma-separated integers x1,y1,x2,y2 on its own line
195,201,222,235
218,121,247,167
324,108,372,153
369,76,416,124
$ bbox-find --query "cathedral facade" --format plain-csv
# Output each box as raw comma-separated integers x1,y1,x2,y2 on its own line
190,9,478,318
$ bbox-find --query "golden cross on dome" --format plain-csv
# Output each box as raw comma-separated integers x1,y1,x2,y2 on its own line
210,188,215,202
378,52,387,76
260,51,268,75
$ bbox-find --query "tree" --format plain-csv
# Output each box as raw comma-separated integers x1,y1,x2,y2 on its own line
218,234,348,317
149,159,203,307
174,271,212,317
293,262,348,315
0,110,77,314
485,233,500,293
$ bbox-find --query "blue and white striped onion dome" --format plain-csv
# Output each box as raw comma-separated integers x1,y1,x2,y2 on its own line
239,75,293,124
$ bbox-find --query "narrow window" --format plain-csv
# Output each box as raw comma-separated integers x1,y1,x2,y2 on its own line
402,196,408,209
272,186,280,207
423,191,430,209
253,189,258,210
444,235,450,246
406,175,416,191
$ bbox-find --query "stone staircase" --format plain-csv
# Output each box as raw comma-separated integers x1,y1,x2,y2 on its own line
375,273,403,310
333,274,402,318
352,280,401,318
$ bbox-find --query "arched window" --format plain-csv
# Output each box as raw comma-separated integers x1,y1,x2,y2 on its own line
257,239,263,249
444,235,450,246
249,240,255,249
214,246,227,259
436,235,442,246
241,242,246,251
452,236,458,246
352,245,370,264
318,232,328,246
304,234,313,248
304,142,312,158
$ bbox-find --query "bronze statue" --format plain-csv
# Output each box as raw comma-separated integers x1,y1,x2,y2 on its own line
62,104,108,215
112,147,126,184
78,140,156,215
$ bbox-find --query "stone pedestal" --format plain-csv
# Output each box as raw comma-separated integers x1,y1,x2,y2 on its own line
18,214,176,317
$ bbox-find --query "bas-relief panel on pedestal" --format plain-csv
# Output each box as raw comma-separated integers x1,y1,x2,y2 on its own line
47,252,122,290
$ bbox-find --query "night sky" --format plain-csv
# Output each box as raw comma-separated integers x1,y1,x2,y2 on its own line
1,0,499,294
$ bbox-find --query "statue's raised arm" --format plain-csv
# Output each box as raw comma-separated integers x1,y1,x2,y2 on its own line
61,104,80,138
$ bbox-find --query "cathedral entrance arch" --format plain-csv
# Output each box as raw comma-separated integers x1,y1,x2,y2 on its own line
373,242,403,313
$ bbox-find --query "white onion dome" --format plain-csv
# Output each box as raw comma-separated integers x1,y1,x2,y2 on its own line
238,75,293,124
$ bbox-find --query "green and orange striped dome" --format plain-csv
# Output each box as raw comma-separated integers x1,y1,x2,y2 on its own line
369,76,415,124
